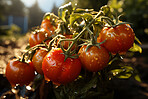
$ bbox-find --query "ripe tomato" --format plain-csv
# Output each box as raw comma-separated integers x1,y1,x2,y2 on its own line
79,45,109,72
42,48,81,84
29,29,49,47
41,18,57,36
97,24,135,54
5,59,35,87
32,49,48,74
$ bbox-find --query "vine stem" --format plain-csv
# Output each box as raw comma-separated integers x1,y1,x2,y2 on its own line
59,11,104,57
21,44,46,62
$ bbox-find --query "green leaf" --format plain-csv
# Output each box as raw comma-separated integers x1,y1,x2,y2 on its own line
110,66,134,79
134,74,141,82
110,69,125,76
100,5,113,19
58,2,73,22
82,13,93,22
129,43,142,53
117,73,132,79
122,66,134,72
79,75,98,94
69,13,93,27
70,13,82,26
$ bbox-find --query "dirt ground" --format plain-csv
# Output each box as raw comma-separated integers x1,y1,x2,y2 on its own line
0,35,148,99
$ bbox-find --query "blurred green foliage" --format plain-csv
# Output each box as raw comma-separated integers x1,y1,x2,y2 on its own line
0,24,21,36
108,0,148,42
64,0,108,11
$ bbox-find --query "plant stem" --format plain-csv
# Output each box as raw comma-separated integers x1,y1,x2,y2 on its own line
64,11,103,54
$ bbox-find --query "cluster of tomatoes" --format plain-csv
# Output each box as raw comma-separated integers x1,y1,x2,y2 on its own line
5,5,135,88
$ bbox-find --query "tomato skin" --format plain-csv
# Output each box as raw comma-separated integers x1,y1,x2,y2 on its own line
29,29,49,47
42,48,81,84
79,45,109,72
97,24,135,54
6,60,35,87
32,49,48,74
41,18,57,36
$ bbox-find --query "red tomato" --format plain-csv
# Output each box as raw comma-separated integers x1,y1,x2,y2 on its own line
41,18,57,36
29,29,49,47
42,48,81,84
5,59,35,87
97,24,135,54
79,45,109,72
32,49,48,74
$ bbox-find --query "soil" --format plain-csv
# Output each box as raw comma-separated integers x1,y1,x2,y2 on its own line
0,35,148,99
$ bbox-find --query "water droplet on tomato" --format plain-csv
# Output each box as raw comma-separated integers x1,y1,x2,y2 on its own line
95,57,98,61
126,28,129,30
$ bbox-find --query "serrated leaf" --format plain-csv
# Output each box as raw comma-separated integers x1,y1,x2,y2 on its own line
129,43,142,53
70,13,93,26
58,2,73,22
100,5,113,19
134,74,141,82
82,13,93,22
70,13,82,26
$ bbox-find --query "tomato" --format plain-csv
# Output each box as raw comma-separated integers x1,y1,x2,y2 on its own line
42,48,81,84
5,59,35,87
32,49,48,74
41,18,57,36
79,45,109,72
29,29,49,47
97,24,135,54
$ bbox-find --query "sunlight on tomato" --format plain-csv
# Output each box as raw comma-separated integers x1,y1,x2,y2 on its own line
6,59,35,87
97,24,135,54
42,48,81,84
79,45,109,72
29,28,49,47
32,49,48,74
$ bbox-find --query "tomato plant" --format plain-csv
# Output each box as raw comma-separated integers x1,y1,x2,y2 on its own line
32,49,48,74
5,59,35,87
42,48,82,84
79,45,109,72
3,3,142,99
97,24,135,54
